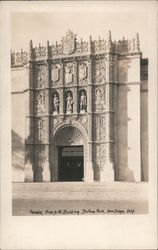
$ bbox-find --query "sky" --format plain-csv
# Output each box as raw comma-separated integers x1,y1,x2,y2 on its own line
11,3,156,58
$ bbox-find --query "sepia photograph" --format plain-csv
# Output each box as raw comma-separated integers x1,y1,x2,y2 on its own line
1,1,157,249
11,11,149,216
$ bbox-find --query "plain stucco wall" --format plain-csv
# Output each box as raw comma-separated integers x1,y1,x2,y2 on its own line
12,67,26,182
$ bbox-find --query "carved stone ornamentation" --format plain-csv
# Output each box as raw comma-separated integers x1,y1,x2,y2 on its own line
93,39,106,53
34,118,47,143
64,63,74,85
62,30,76,55
35,66,47,88
34,145,45,172
78,62,88,85
34,46,46,59
93,144,106,170
93,116,106,141
76,41,88,53
51,64,60,87
35,91,45,115
51,43,63,56
15,51,28,65
94,87,105,111
93,59,106,84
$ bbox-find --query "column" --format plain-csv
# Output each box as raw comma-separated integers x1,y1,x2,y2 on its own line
86,56,94,182
24,40,34,182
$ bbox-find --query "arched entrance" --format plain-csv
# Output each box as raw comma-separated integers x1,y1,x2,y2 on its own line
54,125,86,182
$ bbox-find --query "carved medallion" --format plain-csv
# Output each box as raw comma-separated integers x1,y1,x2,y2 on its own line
62,30,76,54
51,65,60,82
65,63,73,85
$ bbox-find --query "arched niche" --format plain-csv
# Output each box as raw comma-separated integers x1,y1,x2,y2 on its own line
78,89,87,113
51,90,60,114
65,90,73,114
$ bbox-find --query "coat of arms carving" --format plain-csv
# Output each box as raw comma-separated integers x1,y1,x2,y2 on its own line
51,65,60,82
65,63,73,84
62,30,76,54
79,62,87,81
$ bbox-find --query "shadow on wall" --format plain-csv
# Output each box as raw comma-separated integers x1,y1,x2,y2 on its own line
12,130,25,171
116,59,135,182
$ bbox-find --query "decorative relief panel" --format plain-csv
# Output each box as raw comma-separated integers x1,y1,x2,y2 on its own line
34,91,45,115
78,62,88,85
64,63,74,85
93,59,106,84
14,51,28,65
93,115,106,141
93,39,106,53
34,46,46,60
93,144,106,170
62,30,76,55
94,86,105,112
35,65,47,88
34,118,47,143
76,41,88,53
51,64,60,87
78,115,88,131
50,43,63,56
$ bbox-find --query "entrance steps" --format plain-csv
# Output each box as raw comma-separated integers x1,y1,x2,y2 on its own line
13,182,148,201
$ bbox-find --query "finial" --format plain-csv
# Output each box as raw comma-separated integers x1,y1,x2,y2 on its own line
108,30,112,42
39,43,41,48
29,40,33,49
136,33,140,52
47,40,49,46
81,38,83,43
89,35,92,41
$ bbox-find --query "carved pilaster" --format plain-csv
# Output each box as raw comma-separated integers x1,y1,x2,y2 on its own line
73,60,78,114
43,62,51,182
86,56,94,182
102,52,114,181
25,60,34,182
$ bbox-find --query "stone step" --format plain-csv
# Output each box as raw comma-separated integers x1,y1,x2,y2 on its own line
13,182,148,201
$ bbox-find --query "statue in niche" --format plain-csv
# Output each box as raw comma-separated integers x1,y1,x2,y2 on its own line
53,94,60,114
80,92,87,113
66,93,73,113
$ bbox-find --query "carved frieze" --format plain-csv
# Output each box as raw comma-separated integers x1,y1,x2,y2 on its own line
34,91,45,115
94,87,105,111
93,59,106,84
78,62,88,85
64,63,74,85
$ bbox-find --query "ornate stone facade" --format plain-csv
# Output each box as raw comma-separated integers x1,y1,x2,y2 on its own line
11,30,148,183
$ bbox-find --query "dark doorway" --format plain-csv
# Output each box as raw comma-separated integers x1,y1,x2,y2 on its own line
58,146,84,181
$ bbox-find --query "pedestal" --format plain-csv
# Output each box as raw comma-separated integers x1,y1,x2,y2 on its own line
100,162,114,182
25,162,33,182
84,161,94,182
42,161,51,182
